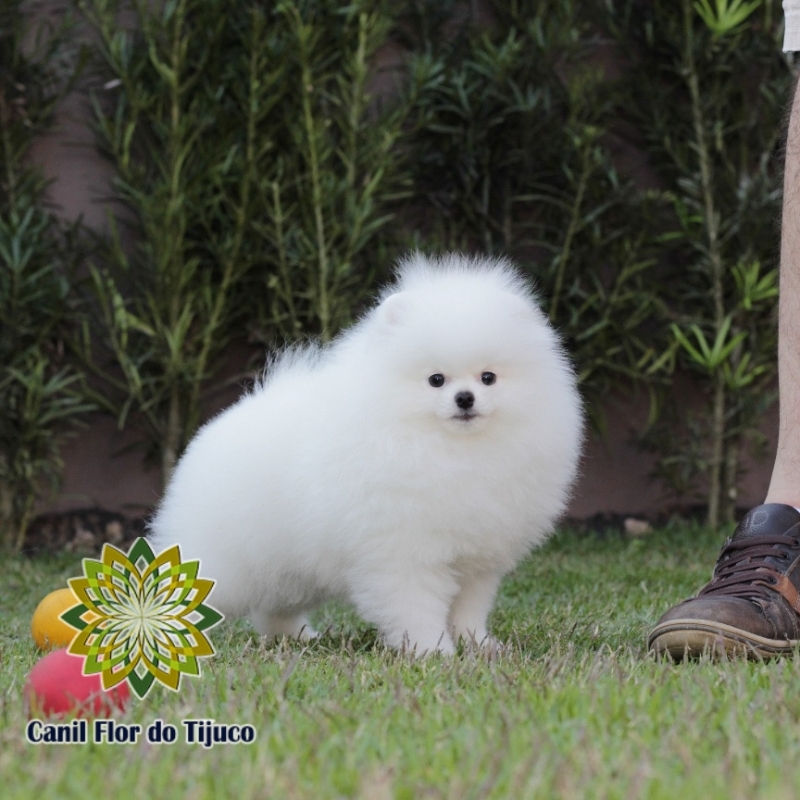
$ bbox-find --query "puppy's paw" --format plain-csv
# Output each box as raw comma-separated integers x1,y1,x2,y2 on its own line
392,629,455,658
457,632,505,658
297,624,320,642
478,634,506,658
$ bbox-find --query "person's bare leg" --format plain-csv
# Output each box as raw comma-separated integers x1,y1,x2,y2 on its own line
766,76,800,507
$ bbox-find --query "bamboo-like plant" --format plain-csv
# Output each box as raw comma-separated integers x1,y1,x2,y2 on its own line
0,0,89,550
80,0,421,487
613,0,790,526
247,0,424,344
79,0,288,486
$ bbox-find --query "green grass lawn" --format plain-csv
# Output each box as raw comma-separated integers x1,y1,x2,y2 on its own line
3,524,800,799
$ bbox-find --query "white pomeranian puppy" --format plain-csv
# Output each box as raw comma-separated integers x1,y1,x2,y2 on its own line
149,252,583,654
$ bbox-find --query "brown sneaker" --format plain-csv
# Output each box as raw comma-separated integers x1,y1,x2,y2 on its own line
648,504,800,660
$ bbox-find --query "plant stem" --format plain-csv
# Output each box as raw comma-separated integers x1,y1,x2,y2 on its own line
162,388,181,487
724,435,739,522
271,178,298,332
296,11,331,341
683,0,726,529
343,12,368,270
549,134,591,324
13,491,34,552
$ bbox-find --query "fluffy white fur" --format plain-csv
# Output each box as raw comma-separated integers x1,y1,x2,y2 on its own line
148,253,583,654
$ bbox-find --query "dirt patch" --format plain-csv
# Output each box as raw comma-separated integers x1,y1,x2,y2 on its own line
23,508,147,556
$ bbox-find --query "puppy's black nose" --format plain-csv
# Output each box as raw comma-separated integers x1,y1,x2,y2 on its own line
455,391,474,410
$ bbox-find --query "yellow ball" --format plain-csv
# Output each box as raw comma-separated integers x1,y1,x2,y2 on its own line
31,588,81,650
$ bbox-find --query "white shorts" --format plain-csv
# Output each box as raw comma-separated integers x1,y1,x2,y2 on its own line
786,0,800,50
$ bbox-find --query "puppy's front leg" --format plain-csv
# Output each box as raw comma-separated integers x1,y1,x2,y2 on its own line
352,568,458,656
448,570,504,647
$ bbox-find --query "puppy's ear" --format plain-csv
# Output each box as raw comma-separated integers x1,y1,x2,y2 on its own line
375,291,408,329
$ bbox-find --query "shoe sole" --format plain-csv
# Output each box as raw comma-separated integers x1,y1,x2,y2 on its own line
648,618,800,660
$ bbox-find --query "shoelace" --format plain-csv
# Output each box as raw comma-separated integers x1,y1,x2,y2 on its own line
698,533,800,612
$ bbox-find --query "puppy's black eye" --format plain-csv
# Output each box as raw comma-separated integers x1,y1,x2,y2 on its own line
481,372,496,386
428,373,445,388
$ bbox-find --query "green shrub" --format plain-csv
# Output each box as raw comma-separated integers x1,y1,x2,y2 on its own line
79,0,419,487
9,0,785,527
402,0,663,427
246,0,424,345
613,0,791,525
0,0,89,550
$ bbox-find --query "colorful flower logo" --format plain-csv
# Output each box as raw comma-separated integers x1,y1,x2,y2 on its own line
60,538,223,699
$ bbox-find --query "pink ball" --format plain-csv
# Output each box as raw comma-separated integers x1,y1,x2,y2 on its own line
24,649,130,718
